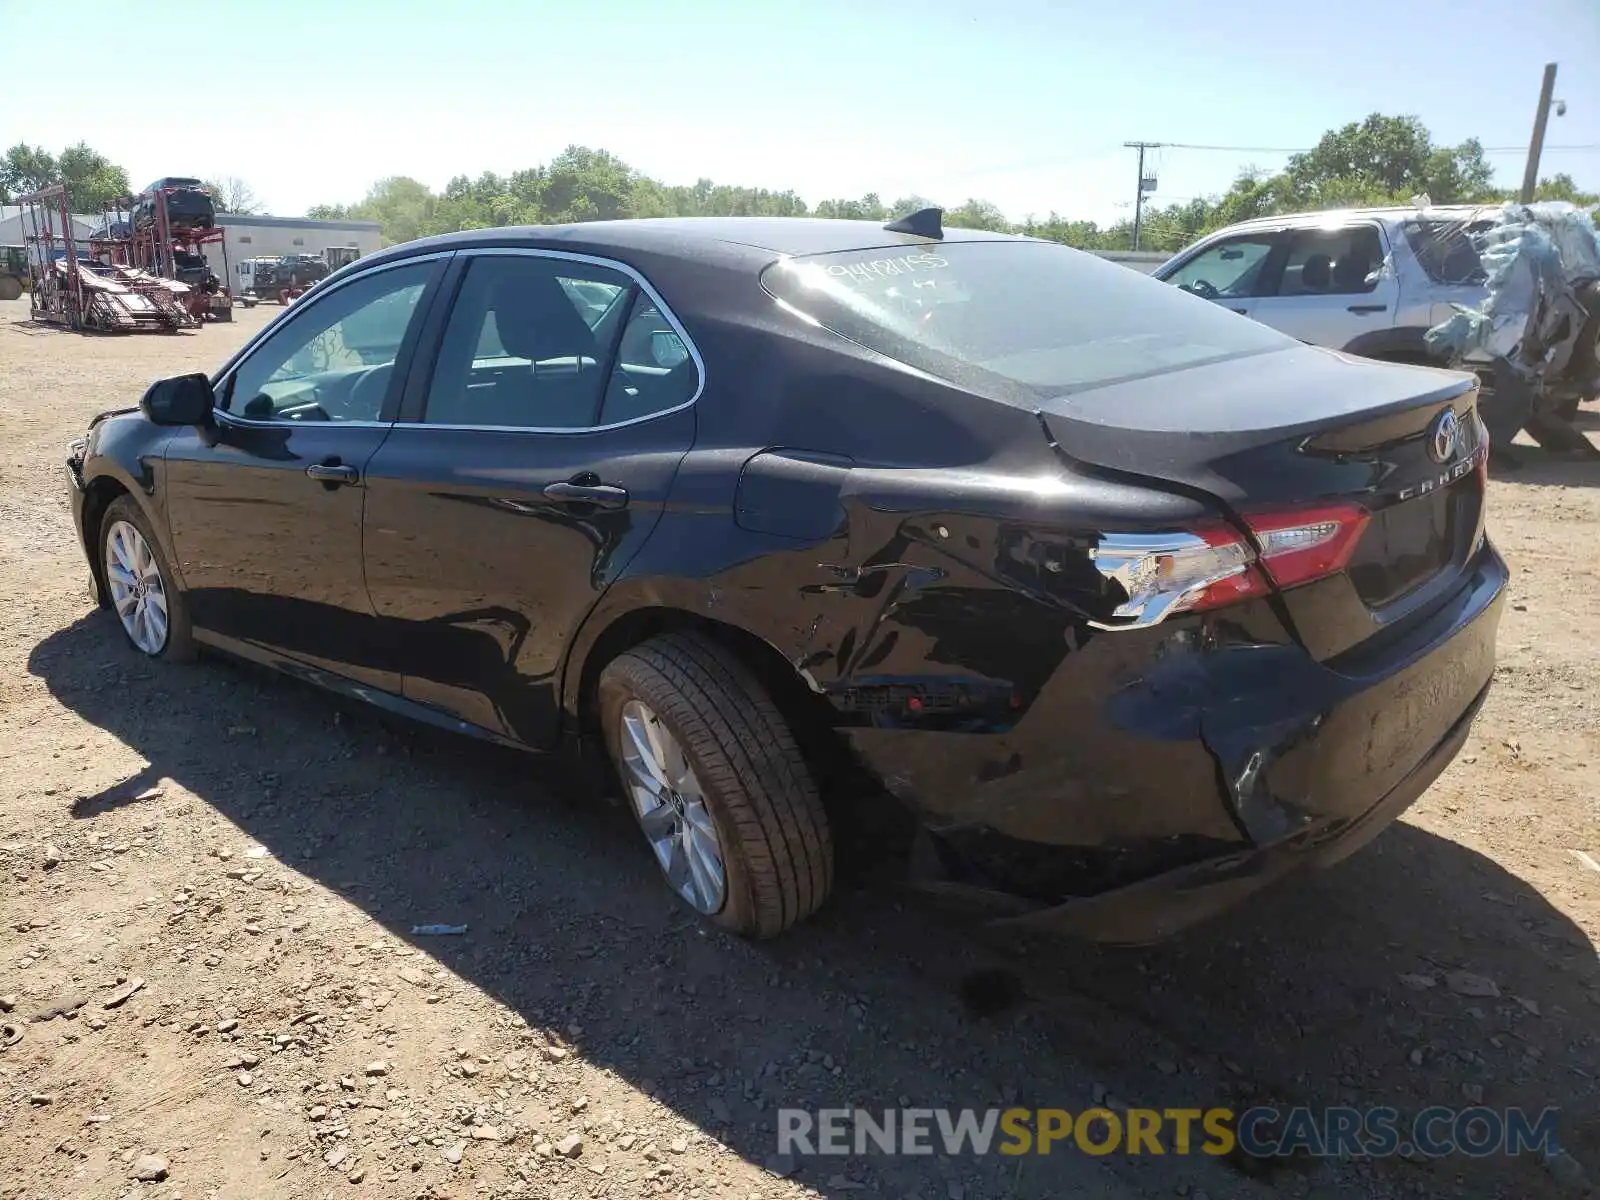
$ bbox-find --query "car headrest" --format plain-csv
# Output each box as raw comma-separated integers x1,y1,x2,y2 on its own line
1332,255,1372,290
1300,255,1332,290
489,275,596,363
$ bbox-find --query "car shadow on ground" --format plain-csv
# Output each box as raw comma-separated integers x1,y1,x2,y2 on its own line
27,613,1599,1199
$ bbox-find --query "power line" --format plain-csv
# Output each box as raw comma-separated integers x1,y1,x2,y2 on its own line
1161,140,1598,154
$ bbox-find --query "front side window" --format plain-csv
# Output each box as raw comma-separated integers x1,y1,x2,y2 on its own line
423,255,697,429
1164,234,1277,299
1277,226,1384,296
222,261,432,422
764,240,1292,395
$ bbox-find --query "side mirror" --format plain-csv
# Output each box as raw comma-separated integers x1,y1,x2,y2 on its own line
140,373,214,426
650,330,689,369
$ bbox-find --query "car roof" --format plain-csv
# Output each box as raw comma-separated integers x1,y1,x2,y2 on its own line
1214,204,1501,236
379,216,1019,263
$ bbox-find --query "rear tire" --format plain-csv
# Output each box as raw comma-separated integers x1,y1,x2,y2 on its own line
0,275,21,302
598,632,833,938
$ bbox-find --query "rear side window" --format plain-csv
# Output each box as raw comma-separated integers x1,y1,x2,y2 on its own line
1277,226,1384,296
424,256,626,429
763,240,1292,394
422,255,698,430
1403,218,1492,285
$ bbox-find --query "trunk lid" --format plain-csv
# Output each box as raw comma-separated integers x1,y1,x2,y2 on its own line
1040,345,1488,661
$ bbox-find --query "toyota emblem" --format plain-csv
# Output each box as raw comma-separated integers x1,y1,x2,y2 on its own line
1427,409,1459,464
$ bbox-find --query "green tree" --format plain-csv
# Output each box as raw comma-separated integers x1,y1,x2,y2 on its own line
57,142,132,211
813,193,889,220
1532,173,1600,205
1,143,59,199
944,199,1011,233
540,146,637,223
339,176,436,245
1285,114,1496,205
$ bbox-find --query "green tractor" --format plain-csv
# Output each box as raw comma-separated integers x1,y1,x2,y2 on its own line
0,245,26,302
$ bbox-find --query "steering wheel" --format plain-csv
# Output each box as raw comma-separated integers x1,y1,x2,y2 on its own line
1185,279,1220,300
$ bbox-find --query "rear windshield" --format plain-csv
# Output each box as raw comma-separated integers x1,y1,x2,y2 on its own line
761,240,1292,395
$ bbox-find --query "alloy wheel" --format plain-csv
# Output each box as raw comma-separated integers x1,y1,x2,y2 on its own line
618,699,726,913
104,519,170,654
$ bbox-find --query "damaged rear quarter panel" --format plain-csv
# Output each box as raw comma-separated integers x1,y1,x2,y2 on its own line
571,430,1303,867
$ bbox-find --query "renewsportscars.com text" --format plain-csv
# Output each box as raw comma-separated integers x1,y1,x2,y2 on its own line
777,1106,1560,1159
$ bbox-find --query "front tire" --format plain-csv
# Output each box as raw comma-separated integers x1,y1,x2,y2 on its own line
598,633,833,938
99,495,195,662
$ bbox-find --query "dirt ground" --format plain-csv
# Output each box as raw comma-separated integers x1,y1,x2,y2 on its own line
0,297,1596,1200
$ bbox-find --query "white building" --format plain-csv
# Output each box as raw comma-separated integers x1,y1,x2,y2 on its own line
207,213,384,294
0,205,99,245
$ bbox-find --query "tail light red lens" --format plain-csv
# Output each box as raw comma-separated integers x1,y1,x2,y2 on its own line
1089,503,1369,629
1244,503,1370,590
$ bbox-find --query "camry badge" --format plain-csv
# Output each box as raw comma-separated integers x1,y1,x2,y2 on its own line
1427,410,1459,464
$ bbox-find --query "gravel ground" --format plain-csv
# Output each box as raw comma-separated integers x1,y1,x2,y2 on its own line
0,297,1596,1200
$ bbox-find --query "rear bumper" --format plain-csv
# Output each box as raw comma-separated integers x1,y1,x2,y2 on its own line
846,542,1507,942
1002,678,1489,943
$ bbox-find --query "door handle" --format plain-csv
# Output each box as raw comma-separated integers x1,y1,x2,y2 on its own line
541,479,629,509
1228,307,1248,315
1347,304,1388,314
306,463,359,485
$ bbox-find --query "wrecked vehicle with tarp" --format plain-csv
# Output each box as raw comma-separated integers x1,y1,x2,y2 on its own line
1421,201,1600,458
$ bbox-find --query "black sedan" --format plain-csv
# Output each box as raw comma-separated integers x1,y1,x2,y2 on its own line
65,212,1505,942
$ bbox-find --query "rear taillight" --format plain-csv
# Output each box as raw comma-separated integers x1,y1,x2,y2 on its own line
1246,503,1369,590
1089,503,1368,630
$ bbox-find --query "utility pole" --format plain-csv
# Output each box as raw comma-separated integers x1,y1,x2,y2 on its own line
1124,141,1162,251
1520,63,1559,203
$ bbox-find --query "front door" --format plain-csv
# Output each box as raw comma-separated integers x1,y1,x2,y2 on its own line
163,256,444,689
1248,222,1400,348
361,249,700,746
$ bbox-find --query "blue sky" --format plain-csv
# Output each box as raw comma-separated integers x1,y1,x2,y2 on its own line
3,0,1596,223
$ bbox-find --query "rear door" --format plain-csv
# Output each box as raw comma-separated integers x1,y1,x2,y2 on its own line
1155,230,1280,319
1248,221,1400,348
360,249,700,746
163,255,446,688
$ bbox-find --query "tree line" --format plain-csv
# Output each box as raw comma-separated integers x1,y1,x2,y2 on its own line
7,116,1595,255
305,115,1598,252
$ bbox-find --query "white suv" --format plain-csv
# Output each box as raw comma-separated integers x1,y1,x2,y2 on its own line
1154,206,1600,448
1152,206,1499,364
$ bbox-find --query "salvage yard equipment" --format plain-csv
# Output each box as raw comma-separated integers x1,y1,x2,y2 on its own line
18,185,196,333
0,245,25,301
62,261,196,331
123,187,235,323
